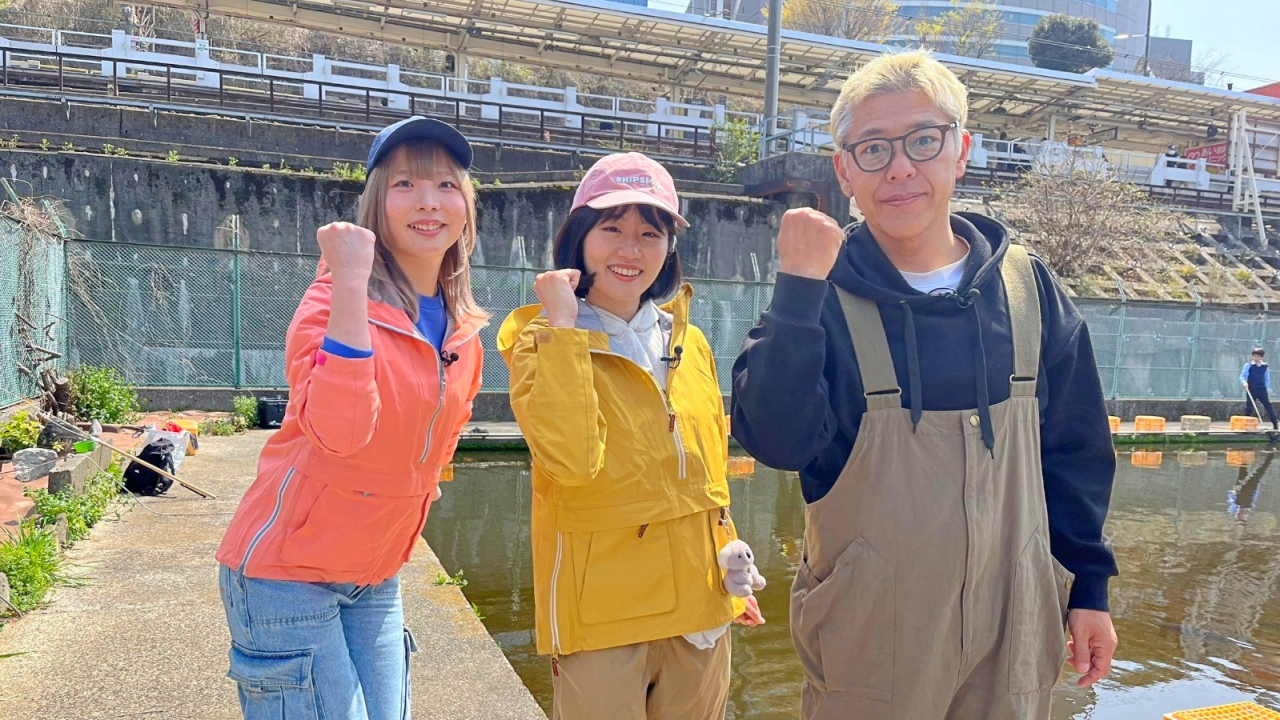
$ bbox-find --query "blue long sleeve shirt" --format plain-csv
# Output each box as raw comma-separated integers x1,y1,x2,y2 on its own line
321,293,448,358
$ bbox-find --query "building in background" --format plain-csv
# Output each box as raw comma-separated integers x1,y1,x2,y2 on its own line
1146,36,1202,83
893,0,1147,71
686,0,765,23
685,0,1151,73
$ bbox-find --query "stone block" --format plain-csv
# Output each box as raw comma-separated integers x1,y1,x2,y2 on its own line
1179,415,1211,432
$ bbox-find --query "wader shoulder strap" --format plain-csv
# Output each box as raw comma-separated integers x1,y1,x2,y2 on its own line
1001,244,1042,398
836,287,902,411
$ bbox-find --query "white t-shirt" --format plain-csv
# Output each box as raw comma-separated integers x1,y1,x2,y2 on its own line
898,250,969,295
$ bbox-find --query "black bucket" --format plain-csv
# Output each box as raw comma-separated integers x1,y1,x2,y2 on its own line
257,396,289,429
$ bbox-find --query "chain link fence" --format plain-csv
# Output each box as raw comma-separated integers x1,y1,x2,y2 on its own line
1079,299,1278,401
0,220,65,406
62,239,1277,401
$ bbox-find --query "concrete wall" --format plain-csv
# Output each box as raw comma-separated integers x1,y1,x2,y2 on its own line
140,386,1270,426
5,150,784,280
0,94,714,179
1107,399,1267,424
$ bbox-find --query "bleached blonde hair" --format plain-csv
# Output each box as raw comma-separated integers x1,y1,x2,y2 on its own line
829,49,969,145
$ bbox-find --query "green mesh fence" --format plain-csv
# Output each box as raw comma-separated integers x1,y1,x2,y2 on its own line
0,220,65,407
62,239,1278,400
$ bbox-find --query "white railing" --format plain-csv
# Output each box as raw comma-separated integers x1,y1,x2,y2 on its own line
0,23,814,147
970,136,1243,192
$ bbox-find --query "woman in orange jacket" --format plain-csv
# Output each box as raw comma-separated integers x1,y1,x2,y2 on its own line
216,116,486,720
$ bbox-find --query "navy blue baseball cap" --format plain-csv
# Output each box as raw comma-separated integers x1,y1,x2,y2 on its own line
366,116,473,172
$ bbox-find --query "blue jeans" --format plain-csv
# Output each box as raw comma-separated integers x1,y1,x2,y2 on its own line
219,564,417,720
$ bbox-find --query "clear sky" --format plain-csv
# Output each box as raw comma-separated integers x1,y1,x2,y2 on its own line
1149,0,1280,90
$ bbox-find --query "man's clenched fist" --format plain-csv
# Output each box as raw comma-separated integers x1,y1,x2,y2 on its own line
777,208,844,280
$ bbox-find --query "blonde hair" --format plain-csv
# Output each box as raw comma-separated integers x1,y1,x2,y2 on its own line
356,141,488,323
829,49,969,146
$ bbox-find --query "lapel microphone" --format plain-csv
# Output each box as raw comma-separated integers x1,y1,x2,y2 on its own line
661,345,683,369
440,350,459,367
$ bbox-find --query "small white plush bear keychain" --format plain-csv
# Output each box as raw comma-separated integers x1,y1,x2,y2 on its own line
718,539,767,598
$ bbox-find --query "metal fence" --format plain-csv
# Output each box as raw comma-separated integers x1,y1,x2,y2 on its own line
63,240,773,394
62,239,1280,401
1,220,65,406
1078,299,1280,401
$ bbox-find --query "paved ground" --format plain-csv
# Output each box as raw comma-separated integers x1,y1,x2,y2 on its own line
0,430,547,720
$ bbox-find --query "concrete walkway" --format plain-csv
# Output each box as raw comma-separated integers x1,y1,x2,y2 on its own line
0,431,547,720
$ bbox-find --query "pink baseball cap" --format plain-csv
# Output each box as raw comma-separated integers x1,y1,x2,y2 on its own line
571,152,689,228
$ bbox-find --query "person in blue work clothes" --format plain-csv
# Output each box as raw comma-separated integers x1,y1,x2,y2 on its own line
1242,347,1278,429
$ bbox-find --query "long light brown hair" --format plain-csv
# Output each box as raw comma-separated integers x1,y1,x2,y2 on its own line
356,141,488,323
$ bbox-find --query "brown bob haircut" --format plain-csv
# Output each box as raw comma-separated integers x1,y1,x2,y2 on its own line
551,204,683,303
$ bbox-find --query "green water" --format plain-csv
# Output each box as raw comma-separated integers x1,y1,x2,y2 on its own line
424,449,1280,718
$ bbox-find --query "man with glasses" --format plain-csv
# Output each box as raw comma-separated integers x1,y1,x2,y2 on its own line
731,50,1118,719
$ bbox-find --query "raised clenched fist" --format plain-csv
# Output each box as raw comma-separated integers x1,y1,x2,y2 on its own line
316,222,376,285
534,268,582,328
777,208,844,280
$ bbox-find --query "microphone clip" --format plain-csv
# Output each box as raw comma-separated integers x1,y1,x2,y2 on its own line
440,349,460,367
660,345,683,369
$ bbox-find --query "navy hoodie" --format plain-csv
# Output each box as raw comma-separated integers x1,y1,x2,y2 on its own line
730,213,1118,611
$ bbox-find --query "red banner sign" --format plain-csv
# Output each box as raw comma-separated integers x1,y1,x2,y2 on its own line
1184,141,1229,167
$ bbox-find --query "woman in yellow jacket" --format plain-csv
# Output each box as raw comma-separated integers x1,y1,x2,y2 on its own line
498,153,764,720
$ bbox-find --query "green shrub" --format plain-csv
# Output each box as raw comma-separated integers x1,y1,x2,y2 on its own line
69,367,141,424
199,417,243,436
0,519,62,613
0,411,41,454
25,463,124,545
709,119,760,183
231,395,259,429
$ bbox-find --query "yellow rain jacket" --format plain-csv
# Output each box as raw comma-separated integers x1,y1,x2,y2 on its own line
498,284,743,656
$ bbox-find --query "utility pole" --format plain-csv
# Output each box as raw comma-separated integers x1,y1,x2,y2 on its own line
763,0,782,152
1144,0,1153,76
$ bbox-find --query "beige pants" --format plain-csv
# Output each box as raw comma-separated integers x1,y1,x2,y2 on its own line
551,633,731,720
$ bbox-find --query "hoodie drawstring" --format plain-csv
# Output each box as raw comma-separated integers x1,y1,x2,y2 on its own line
961,289,996,456
900,289,997,456
900,302,923,432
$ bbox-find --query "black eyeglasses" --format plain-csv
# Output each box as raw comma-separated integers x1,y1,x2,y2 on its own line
840,121,958,173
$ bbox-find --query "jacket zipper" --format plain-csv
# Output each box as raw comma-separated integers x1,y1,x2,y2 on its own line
551,531,564,655
418,362,446,464
369,318,482,466
588,348,687,479
238,467,295,573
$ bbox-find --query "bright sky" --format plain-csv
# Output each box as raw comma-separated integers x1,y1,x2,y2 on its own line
1149,0,1280,89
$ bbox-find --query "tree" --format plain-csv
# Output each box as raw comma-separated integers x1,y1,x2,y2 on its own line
909,0,1003,60
993,154,1186,281
944,0,1003,59
775,0,904,43
1191,48,1235,88
1028,14,1114,74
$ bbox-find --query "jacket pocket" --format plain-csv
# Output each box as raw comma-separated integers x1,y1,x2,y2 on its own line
279,484,419,574
577,522,677,625
1009,527,1070,694
790,537,895,701
227,642,319,720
